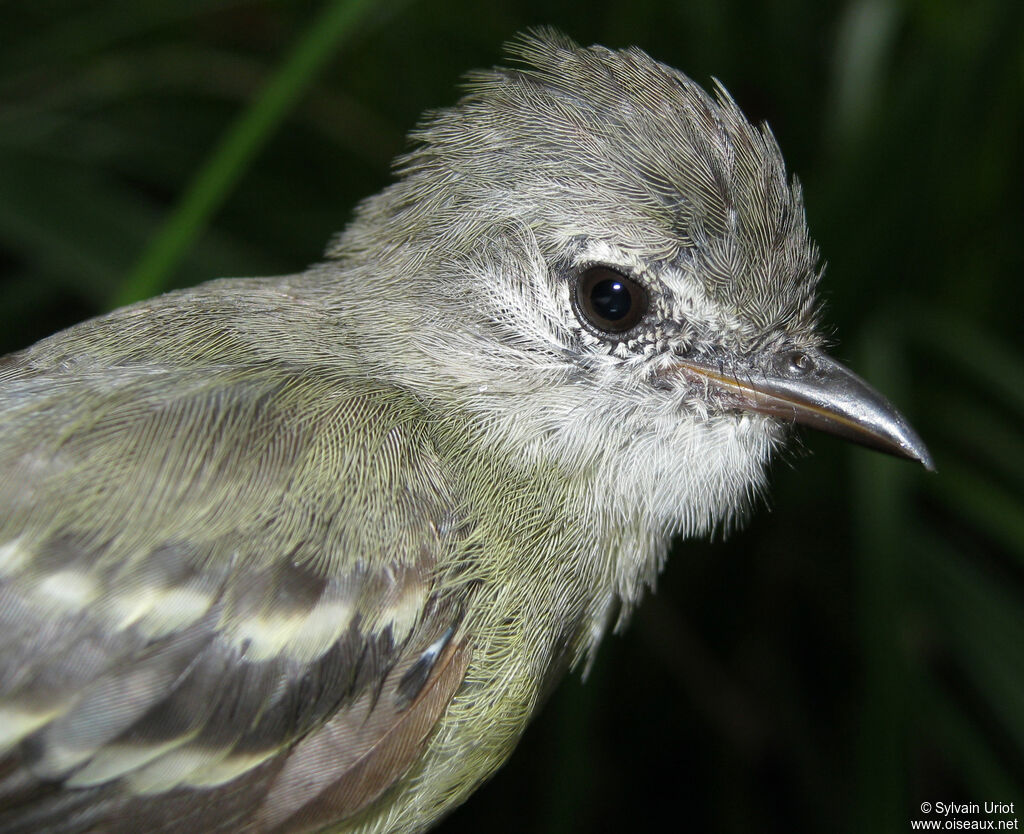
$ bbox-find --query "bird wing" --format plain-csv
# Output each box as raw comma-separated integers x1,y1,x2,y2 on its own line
0,348,473,833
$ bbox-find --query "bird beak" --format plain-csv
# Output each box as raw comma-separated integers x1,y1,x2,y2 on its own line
668,348,935,470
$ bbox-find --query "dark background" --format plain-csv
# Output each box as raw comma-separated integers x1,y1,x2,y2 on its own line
1,1,1021,831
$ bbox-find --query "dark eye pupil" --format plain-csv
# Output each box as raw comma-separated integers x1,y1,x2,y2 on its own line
590,279,632,321
573,266,648,335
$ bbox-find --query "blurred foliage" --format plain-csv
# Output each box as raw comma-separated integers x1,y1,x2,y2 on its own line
0,0,1021,832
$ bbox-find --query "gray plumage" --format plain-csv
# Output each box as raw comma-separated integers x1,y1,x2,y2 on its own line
0,29,927,834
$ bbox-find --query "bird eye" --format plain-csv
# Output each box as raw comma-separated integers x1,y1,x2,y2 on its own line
573,266,648,335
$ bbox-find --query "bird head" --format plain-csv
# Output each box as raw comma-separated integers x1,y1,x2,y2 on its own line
321,29,931,541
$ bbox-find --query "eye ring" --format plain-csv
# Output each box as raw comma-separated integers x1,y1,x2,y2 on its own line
572,266,649,335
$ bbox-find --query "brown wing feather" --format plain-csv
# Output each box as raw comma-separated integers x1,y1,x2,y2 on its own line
262,637,471,833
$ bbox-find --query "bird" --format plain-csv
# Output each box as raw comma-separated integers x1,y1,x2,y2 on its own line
0,28,931,834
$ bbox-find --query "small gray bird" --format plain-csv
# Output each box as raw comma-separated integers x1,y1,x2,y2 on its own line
0,29,930,834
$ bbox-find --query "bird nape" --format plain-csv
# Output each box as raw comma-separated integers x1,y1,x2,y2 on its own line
0,28,930,834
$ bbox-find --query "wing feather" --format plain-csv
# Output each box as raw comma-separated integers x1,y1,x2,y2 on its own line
260,634,471,832
0,333,474,833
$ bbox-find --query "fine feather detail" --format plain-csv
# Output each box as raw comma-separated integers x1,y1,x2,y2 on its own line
259,636,470,832
0,352,475,832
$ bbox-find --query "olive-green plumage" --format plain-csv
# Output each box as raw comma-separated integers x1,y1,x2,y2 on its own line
0,276,610,832
0,28,930,834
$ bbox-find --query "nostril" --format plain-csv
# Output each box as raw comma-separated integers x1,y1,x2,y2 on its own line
783,350,814,377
